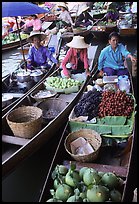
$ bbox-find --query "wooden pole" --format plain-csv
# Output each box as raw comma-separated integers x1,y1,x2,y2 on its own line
15,16,27,71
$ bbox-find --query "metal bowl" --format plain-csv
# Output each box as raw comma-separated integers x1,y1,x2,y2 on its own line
16,71,31,83
30,89,57,102
30,69,44,83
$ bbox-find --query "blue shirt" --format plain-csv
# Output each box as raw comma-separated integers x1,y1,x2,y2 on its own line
27,45,58,68
98,43,131,71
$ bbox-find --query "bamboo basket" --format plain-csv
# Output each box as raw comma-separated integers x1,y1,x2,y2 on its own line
64,129,102,163
6,106,43,139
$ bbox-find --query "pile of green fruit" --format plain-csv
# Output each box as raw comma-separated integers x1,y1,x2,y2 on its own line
2,33,29,45
45,77,81,89
46,163,124,202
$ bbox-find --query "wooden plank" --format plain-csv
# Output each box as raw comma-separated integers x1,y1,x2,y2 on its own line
63,160,128,178
2,135,30,146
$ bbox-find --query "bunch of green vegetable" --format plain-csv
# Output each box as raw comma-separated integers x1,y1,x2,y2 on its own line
46,163,124,202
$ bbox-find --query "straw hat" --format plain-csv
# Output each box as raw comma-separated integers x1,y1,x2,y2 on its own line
66,36,89,49
27,31,46,43
58,2,68,10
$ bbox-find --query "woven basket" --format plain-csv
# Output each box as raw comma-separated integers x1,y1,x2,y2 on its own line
64,129,102,163
6,106,43,139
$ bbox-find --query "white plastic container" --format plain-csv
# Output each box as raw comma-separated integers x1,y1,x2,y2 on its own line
118,75,130,93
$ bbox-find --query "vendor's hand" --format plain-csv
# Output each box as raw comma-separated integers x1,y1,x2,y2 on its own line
86,69,91,76
131,56,137,63
98,70,103,77
56,63,59,68
66,71,71,78
27,59,31,64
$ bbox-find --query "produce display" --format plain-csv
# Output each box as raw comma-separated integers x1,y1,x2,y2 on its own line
44,76,82,93
74,89,102,120
98,90,134,117
2,33,29,45
69,89,135,137
46,163,124,202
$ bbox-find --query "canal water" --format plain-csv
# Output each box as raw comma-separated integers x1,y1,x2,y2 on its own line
2,49,26,78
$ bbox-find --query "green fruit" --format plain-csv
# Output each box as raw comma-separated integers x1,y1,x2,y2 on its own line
58,165,68,175
55,184,73,202
101,172,119,189
54,178,61,190
79,192,87,200
98,171,105,178
83,168,101,186
79,167,89,179
67,195,83,202
46,198,63,202
65,171,81,187
87,185,110,202
110,189,122,202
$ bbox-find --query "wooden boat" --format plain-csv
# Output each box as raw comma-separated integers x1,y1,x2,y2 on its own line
2,68,94,178
2,38,99,178
2,34,62,117
38,117,136,202
2,38,28,52
38,65,136,202
119,27,137,37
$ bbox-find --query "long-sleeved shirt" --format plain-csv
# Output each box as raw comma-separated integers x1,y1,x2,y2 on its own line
98,43,131,71
58,10,73,25
27,45,58,68
24,18,42,31
62,48,89,76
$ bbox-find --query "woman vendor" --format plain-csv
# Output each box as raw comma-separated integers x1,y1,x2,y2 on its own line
56,2,74,30
27,31,58,70
61,35,91,79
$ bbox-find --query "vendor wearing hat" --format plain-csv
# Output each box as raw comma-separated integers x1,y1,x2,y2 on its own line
75,5,94,27
56,2,74,30
27,31,58,70
61,35,91,78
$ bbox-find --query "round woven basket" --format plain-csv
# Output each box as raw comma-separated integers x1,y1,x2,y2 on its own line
6,106,43,139
64,129,102,163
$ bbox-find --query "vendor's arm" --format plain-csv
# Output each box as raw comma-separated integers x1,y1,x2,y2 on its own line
83,49,91,76
61,49,72,77
121,43,137,63
21,19,33,29
45,49,58,64
127,54,137,63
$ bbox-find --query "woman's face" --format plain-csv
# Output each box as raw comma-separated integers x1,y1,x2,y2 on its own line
32,36,41,47
109,36,119,50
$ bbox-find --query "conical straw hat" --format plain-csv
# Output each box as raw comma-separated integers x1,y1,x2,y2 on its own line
27,31,46,42
66,35,89,49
